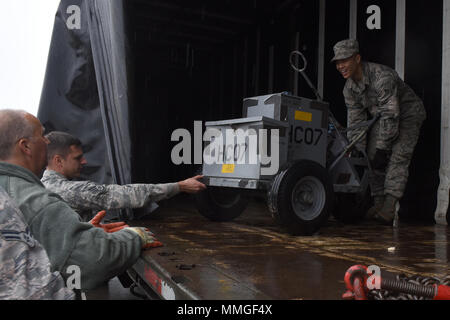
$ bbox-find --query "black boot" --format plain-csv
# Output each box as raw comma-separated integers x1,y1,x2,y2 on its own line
365,196,384,220
374,195,397,225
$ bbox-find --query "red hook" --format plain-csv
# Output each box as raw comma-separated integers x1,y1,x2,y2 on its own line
342,264,450,300
342,265,369,300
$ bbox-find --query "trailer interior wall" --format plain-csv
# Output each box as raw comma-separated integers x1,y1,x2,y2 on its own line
126,0,320,184
323,0,350,126
403,1,442,221
125,0,441,222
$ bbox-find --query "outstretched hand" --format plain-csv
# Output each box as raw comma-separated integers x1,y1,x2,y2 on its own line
178,175,207,194
89,210,129,233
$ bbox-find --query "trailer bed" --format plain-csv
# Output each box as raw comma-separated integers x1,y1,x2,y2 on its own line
127,197,450,300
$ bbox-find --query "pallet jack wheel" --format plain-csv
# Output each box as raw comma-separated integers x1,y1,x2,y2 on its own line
269,160,334,235
194,186,249,222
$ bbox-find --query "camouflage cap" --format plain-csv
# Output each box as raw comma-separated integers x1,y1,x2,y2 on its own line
331,39,359,62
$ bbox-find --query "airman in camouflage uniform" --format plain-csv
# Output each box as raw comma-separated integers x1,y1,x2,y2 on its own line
42,131,206,221
42,169,181,221
0,187,75,300
0,110,163,291
332,39,426,224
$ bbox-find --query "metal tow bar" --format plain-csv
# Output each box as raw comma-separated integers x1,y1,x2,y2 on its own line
342,265,450,300
289,50,346,151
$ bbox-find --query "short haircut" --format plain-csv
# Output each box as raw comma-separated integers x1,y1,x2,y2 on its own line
45,131,83,161
0,109,35,160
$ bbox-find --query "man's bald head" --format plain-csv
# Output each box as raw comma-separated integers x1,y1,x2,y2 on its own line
0,109,35,161
0,109,49,177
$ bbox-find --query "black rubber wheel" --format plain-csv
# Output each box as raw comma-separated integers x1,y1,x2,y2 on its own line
270,160,334,235
332,188,372,224
194,186,249,222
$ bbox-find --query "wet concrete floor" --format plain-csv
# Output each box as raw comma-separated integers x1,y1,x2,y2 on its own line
129,196,449,300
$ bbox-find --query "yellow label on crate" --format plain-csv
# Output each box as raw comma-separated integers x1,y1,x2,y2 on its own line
295,110,312,122
221,164,235,173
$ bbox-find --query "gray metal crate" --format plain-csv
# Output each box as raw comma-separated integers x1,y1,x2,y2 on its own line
203,92,329,189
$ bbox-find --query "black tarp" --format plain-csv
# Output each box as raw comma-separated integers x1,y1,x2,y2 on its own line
38,0,135,219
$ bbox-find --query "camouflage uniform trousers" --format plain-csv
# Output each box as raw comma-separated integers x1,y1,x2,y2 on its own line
367,116,424,199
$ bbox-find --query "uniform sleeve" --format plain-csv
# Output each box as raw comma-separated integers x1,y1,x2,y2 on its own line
59,180,180,212
343,86,368,150
28,198,142,290
374,73,400,150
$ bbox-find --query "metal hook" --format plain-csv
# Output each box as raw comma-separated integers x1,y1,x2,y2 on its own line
289,50,322,101
289,50,308,73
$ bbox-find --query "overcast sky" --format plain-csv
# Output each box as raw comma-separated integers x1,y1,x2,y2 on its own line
0,0,60,116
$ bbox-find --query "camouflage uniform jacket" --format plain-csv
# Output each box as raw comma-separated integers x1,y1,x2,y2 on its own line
0,162,142,290
0,187,75,300
343,61,426,151
41,169,180,220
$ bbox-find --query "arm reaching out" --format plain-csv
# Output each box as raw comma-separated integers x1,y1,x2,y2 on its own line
177,175,207,194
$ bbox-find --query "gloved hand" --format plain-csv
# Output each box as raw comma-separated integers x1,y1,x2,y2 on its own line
126,227,163,249
371,149,391,170
89,210,129,233
345,145,364,158
349,149,364,158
